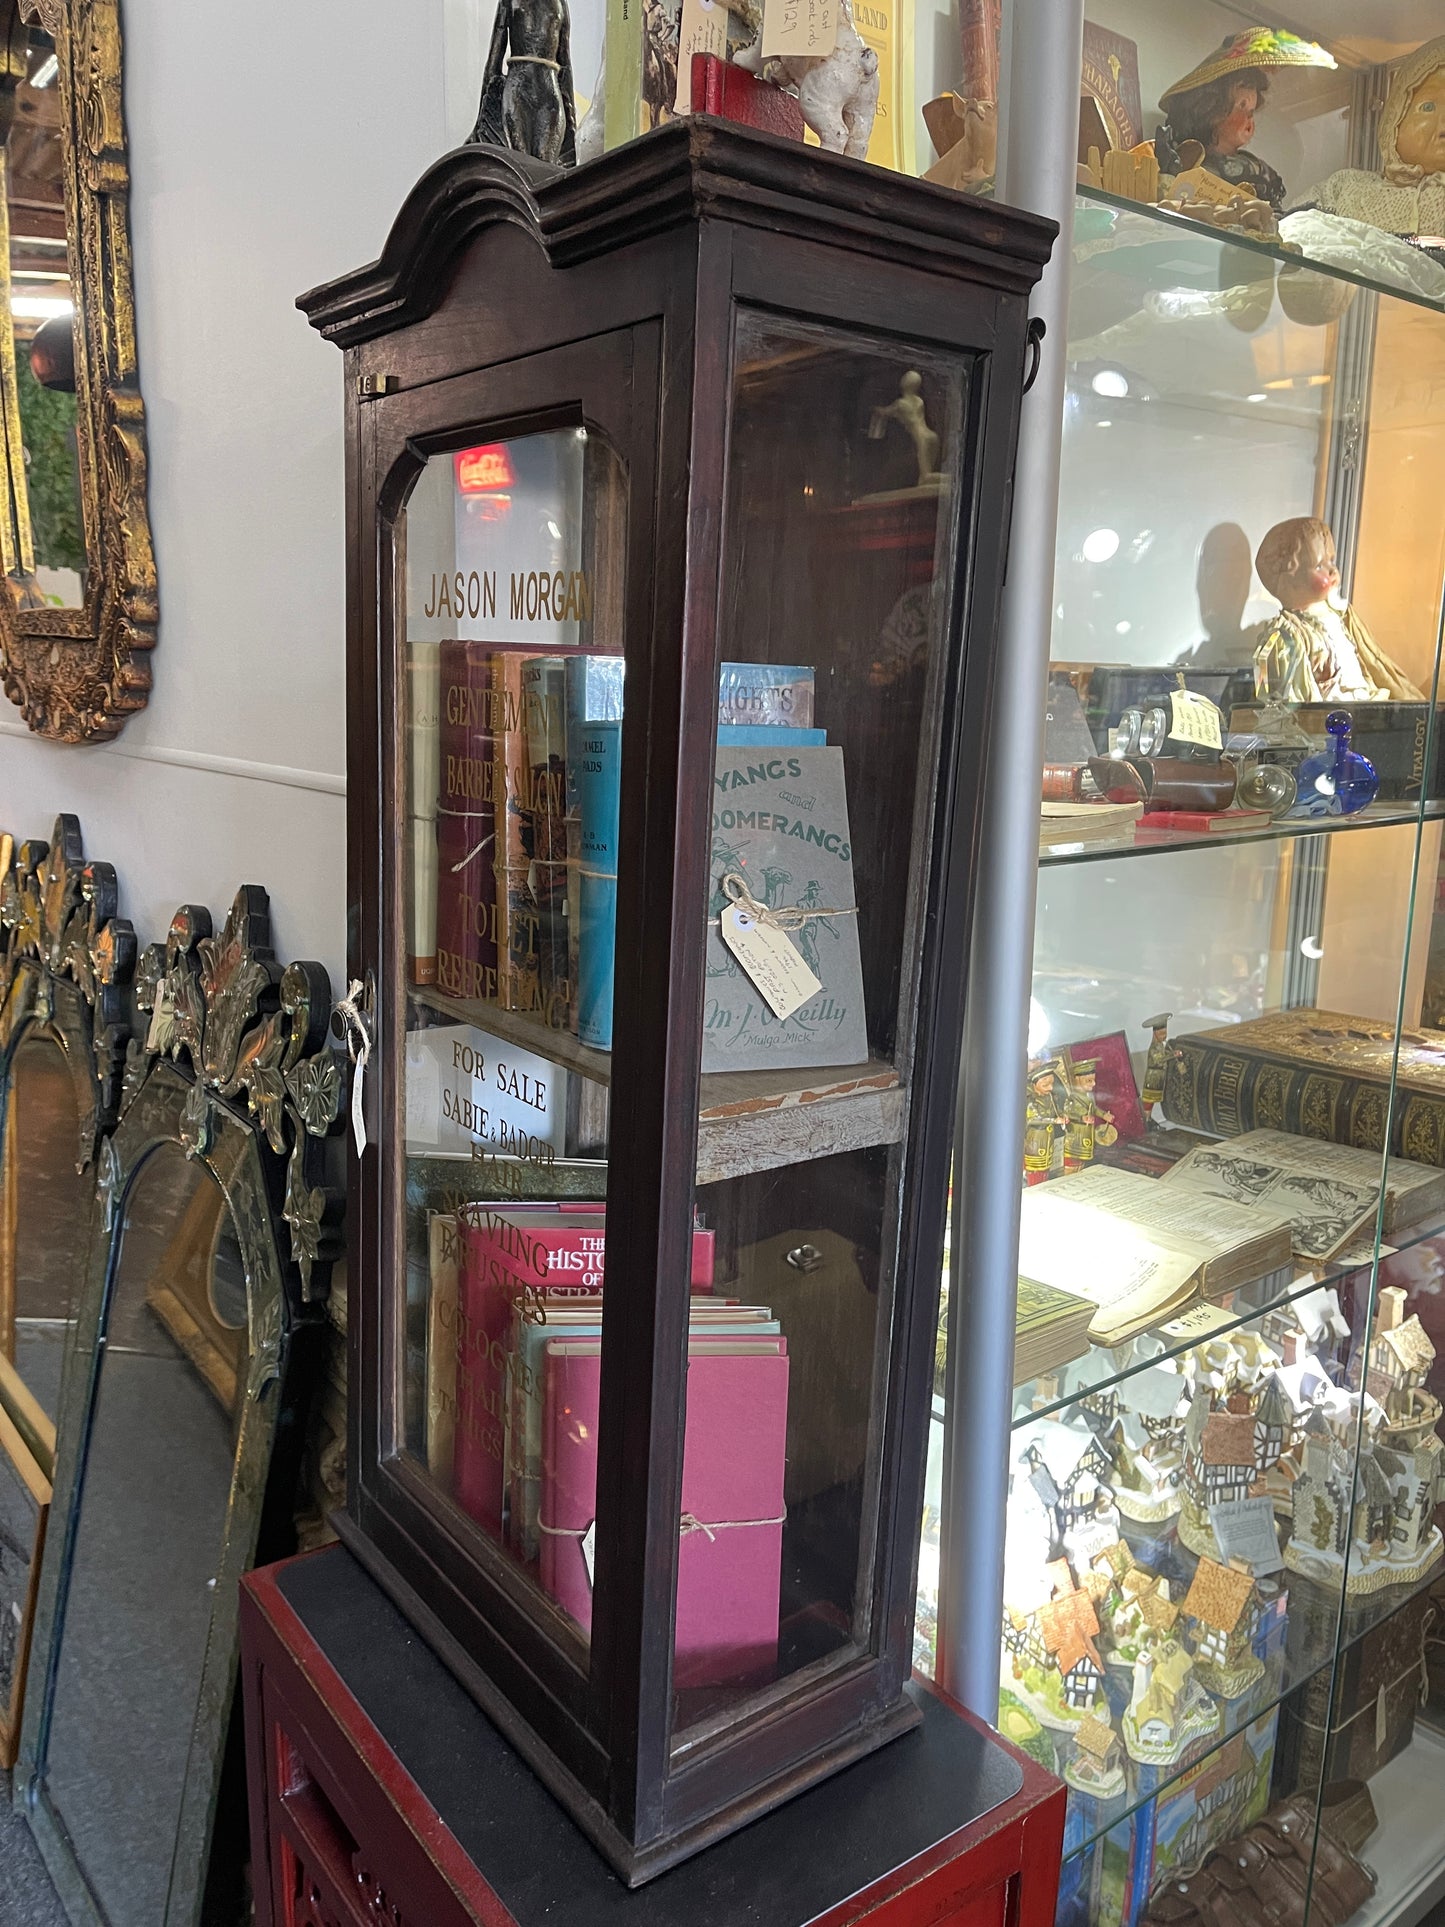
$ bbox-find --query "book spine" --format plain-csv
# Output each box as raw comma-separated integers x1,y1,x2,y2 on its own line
1163,1035,1445,1168
425,1212,459,1485
565,656,624,1036
493,652,541,1016
576,719,623,1050
435,643,502,1007
523,657,571,1032
408,641,441,986
602,0,644,150
715,725,827,746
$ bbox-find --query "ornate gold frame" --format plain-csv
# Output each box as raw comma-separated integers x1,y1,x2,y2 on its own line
0,0,155,742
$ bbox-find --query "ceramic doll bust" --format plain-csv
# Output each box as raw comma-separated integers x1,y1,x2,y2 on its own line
1154,30,1335,214
1299,36,1445,257
1252,517,1424,704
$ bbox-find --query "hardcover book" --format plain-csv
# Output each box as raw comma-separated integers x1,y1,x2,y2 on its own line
425,1212,460,1486
408,641,441,985
435,643,503,1006
575,717,623,1049
564,655,624,1033
717,662,815,729
495,651,541,1017
1163,1008,1445,1168
523,656,571,1029
703,744,869,1074
539,1339,789,1688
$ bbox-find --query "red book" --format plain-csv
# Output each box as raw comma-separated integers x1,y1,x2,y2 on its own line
493,650,542,1016
435,644,503,1005
539,1339,789,1688
1137,808,1272,836
453,1209,719,1534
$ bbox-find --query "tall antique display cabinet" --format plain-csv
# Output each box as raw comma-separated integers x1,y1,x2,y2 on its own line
922,7,1445,1927
300,120,1053,1883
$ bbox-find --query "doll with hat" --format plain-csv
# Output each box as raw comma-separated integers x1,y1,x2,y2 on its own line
1153,28,1336,215
1296,36,1445,261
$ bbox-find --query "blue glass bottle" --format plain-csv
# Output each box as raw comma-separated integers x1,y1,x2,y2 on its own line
1293,710,1378,817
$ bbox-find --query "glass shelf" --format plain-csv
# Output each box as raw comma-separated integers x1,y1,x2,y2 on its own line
1041,799,1445,867
1048,1547,1445,1869
1076,187,1445,318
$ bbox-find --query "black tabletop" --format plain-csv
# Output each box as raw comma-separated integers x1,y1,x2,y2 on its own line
277,1546,1024,1927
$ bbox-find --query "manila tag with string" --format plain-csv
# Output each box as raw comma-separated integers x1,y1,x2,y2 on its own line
718,872,830,1022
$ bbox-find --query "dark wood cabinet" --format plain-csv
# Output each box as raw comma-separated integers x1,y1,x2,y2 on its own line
240,1547,1066,1927
299,118,1053,1882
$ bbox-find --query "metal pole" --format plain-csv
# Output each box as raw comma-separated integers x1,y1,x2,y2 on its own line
935,0,1085,1719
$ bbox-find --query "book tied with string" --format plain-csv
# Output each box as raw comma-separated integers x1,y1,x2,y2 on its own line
704,745,869,1074
539,1337,790,1688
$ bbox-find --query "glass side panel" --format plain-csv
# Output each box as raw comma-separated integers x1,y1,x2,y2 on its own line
7,1032,91,1421
669,311,968,1746
984,12,1445,1920
394,425,623,1644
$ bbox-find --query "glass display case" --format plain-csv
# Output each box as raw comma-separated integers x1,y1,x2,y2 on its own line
926,10,1445,1927
302,122,1053,1884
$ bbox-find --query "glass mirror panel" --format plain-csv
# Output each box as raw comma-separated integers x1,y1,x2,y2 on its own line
42,1144,241,1927
1,18,86,608
7,1034,90,1420
670,311,968,1739
396,426,625,1643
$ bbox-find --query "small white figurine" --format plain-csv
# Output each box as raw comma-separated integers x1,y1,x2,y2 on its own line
733,0,879,159
868,372,943,488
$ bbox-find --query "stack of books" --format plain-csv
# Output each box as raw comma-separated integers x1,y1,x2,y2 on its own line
431,1203,790,1690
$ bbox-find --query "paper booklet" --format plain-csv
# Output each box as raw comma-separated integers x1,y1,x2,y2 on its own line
1158,1136,1387,1264
1017,1165,1293,1348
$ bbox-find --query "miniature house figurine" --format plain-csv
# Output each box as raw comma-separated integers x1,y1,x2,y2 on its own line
1286,1394,1443,1595
1122,1638,1219,1765
1355,1286,1440,1430
1181,1559,1264,1699
1105,1412,1184,1525
1065,1711,1127,1801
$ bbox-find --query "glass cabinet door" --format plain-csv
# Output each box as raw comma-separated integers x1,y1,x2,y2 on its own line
395,414,626,1650
927,10,1445,1927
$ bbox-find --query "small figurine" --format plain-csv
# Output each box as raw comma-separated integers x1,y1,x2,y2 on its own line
1297,36,1445,259
923,93,997,194
1153,30,1336,216
1253,517,1424,704
1121,1638,1219,1765
1022,1058,1066,1184
1140,1013,1171,1112
471,0,578,168
733,0,878,159
867,373,943,490
1064,1711,1127,1801
1181,1559,1265,1699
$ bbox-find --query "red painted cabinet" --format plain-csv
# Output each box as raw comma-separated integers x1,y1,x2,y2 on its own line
240,1548,1065,1927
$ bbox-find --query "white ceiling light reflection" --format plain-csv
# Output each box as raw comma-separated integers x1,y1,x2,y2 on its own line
1300,935,1325,960
1082,528,1120,563
1028,997,1050,1057
1091,369,1129,399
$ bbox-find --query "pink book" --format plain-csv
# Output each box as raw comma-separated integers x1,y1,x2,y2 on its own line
453,1208,716,1534
539,1340,789,1689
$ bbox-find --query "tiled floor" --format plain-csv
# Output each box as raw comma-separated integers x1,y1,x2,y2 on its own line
0,1772,67,1926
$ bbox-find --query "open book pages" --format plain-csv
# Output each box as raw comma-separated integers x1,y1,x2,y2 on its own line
1017,1165,1292,1348
1188,1127,1445,1239
1159,1137,1383,1264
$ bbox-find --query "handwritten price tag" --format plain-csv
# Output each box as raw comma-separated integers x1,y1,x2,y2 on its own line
675,0,729,112
763,0,838,59
581,1520,597,1588
1169,688,1224,750
720,902,821,1020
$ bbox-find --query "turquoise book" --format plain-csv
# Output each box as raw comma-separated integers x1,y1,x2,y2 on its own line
565,656,624,1035
716,726,826,747
576,717,622,1050
704,745,870,1074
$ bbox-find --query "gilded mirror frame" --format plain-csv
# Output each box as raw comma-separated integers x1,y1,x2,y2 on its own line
14,885,345,1927
0,0,155,743
0,812,133,1366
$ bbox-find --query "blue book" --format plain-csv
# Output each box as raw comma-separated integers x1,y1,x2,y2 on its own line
718,662,814,728
716,725,826,746
564,657,624,1035
576,718,622,1050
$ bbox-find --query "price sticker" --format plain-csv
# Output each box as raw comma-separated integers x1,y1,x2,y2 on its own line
762,0,838,60
719,902,821,1021
1159,1300,1236,1340
1169,688,1224,750
675,0,729,111
581,1519,597,1589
